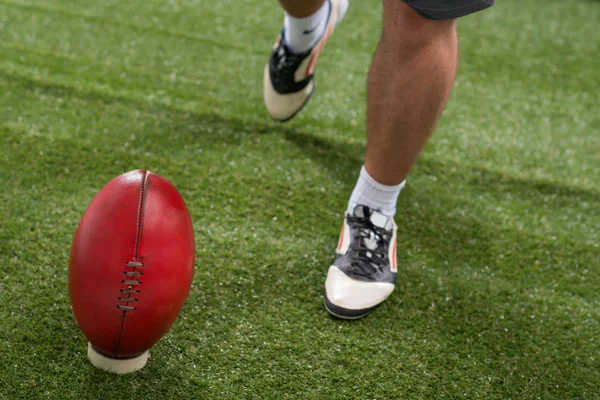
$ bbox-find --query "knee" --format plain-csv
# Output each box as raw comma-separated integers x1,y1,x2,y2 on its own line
382,0,456,50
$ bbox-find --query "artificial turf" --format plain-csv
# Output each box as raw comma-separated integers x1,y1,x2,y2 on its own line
0,0,598,398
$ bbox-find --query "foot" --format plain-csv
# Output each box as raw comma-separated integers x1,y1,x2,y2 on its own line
264,0,349,121
324,205,397,319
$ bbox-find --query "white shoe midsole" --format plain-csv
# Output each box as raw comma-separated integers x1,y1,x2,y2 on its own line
325,265,395,310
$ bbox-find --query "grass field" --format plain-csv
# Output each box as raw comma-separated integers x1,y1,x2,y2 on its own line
0,0,599,398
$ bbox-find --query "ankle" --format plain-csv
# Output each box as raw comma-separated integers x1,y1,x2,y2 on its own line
283,0,330,53
347,166,406,218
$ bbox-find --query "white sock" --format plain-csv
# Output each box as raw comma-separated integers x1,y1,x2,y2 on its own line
347,166,406,219
283,0,330,54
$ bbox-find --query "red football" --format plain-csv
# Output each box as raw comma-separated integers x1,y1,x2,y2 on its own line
69,170,195,363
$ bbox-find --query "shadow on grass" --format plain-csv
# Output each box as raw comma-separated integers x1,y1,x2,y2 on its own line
5,70,599,204
281,126,599,205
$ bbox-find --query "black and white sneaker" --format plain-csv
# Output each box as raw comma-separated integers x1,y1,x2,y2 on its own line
324,205,397,319
263,0,349,121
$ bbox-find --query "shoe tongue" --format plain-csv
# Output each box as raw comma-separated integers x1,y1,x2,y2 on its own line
353,205,393,232
370,210,389,229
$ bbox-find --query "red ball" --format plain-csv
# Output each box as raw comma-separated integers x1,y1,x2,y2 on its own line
69,170,195,359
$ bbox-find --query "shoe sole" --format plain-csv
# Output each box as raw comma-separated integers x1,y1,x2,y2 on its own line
323,291,373,320
272,84,315,123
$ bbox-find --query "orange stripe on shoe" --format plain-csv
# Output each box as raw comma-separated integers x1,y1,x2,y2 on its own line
337,223,345,251
391,241,397,272
304,23,334,77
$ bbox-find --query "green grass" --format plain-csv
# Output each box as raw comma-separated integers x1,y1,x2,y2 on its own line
0,0,598,398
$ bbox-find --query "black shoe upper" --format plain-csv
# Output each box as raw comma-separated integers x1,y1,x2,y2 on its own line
333,205,396,284
268,35,314,95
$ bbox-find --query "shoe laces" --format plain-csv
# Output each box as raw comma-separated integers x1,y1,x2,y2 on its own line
346,213,391,278
273,44,305,71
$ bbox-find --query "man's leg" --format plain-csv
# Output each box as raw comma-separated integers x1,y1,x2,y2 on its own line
324,0,493,319
365,0,457,186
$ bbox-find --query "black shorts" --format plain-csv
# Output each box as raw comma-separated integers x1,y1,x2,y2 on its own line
403,0,494,20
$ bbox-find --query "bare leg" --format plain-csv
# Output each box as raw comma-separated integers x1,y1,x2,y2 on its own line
278,0,326,18
365,0,458,185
